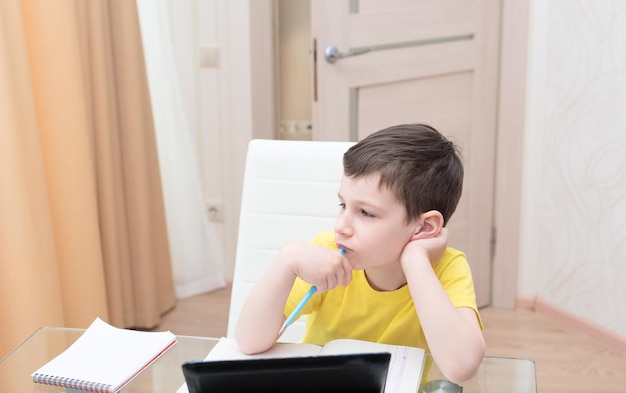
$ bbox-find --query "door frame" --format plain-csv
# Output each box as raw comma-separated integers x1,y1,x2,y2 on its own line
489,0,529,308
240,0,528,308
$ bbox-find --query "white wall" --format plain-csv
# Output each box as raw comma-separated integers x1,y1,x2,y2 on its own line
167,0,229,275
168,0,223,210
171,0,273,282
520,0,626,338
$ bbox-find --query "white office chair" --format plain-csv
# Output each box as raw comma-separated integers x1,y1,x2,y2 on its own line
226,139,354,343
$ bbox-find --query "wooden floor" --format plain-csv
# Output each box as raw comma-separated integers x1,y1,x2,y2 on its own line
154,287,626,393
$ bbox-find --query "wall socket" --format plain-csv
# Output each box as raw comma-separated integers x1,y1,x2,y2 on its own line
279,120,313,140
198,45,219,68
206,200,224,222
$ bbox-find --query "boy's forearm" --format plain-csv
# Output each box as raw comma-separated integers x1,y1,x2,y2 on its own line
404,258,485,384
234,256,296,354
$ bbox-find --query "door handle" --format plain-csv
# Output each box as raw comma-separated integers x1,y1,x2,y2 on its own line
324,34,475,64
324,45,371,64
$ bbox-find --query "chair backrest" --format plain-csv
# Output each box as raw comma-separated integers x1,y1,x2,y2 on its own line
227,139,354,343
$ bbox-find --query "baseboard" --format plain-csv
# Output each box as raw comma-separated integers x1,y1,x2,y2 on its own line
514,296,536,310
516,296,626,355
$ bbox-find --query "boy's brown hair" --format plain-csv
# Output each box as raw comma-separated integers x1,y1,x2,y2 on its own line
343,124,463,225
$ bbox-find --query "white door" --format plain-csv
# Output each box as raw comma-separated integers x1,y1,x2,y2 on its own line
311,0,500,306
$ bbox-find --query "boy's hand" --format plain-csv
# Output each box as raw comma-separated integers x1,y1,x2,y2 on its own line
279,243,352,291
400,227,449,268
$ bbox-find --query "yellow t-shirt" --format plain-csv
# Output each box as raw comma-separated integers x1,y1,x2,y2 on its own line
284,230,482,352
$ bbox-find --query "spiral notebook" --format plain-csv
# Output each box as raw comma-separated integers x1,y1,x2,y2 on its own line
31,317,176,393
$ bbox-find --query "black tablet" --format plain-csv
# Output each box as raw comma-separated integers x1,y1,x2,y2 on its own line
181,352,391,393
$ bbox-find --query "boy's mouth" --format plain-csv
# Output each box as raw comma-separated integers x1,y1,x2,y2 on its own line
336,243,350,253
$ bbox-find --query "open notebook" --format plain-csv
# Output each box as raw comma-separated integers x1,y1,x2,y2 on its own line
182,352,391,393
178,337,425,393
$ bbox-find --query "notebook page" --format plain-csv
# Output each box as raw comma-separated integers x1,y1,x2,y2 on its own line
177,337,323,393
319,339,425,393
202,337,322,361
32,317,176,392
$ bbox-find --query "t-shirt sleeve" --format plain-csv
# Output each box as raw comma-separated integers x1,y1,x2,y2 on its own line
434,250,484,329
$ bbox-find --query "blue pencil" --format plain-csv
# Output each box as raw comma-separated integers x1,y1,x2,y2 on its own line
278,248,346,337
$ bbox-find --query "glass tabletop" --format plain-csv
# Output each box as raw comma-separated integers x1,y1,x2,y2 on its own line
0,327,536,392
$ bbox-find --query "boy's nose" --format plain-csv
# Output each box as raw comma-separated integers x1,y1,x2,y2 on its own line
334,213,353,237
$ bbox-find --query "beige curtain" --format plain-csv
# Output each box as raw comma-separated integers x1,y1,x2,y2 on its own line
0,0,175,358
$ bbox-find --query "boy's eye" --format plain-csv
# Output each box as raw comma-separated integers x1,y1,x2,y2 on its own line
338,203,374,218
360,209,375,218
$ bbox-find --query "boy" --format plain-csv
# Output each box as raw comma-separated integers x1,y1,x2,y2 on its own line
235,124,485,384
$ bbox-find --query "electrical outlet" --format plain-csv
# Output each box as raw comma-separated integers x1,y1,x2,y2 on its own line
206,200,224,222
198,46,219,68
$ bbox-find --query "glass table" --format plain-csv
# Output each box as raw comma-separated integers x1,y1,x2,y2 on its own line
0,326,537,392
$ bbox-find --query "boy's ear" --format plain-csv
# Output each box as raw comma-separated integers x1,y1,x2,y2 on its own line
411,210,444,240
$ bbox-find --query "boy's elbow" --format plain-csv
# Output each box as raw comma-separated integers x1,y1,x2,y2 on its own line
234,329,275,355
235,335,263,355
236,340,264,355
444,359,482,385
441,340,485,384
